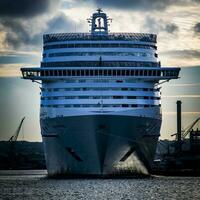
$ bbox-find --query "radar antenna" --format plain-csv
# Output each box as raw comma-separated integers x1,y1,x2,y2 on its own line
97,8,103,14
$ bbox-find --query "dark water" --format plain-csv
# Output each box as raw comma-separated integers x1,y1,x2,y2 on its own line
0,170,200,200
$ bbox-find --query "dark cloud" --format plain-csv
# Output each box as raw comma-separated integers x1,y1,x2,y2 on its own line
144,17,179,34
162,50,200,59
164,24,179,34
45,13,76,33
194,23,200,33
0,0,62,50
0,0,54,18
0,12,78,50
96,0,174,10
0,18,42,49
73,0,200,10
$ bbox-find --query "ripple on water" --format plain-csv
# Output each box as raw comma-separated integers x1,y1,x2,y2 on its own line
0,174,200,200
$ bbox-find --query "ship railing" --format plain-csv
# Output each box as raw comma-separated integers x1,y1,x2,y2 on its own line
43,32,157,43
21,67,180,81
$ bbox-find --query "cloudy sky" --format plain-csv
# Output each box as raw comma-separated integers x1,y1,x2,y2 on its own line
0,0,199,141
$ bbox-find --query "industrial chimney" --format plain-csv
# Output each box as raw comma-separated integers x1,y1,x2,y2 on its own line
177,100,182,153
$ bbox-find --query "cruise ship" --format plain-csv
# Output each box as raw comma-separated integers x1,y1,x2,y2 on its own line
21,9,180,176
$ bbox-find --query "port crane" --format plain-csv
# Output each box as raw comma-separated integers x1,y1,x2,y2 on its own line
9,117,25,142
170,101,200,154
171,117,200,140
8,117,25,169
182,117,200,139
154,102,200,173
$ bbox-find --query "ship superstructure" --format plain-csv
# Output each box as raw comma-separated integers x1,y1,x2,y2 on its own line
21,9,180,176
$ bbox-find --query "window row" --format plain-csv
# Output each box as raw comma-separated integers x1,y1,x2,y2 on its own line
23,68,178,78
41,104,160,108
43,43,157,50
41,61,160,68
41,96,161,100
47,52,156,58
41,88,158,92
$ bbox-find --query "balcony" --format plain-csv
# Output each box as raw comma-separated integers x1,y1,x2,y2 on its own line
21,67,180,81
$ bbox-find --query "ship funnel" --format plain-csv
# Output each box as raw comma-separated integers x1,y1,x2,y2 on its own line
176,100,182,152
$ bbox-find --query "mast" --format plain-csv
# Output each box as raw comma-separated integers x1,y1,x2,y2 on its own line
87,8,112,36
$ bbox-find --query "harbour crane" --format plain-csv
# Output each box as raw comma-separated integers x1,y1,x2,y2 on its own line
182,117,200,139
8,117,25,169
171,101,200,153
9,117,25,142
171,117,200,140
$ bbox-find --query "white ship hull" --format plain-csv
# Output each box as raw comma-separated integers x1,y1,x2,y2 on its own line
41,107,161,176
